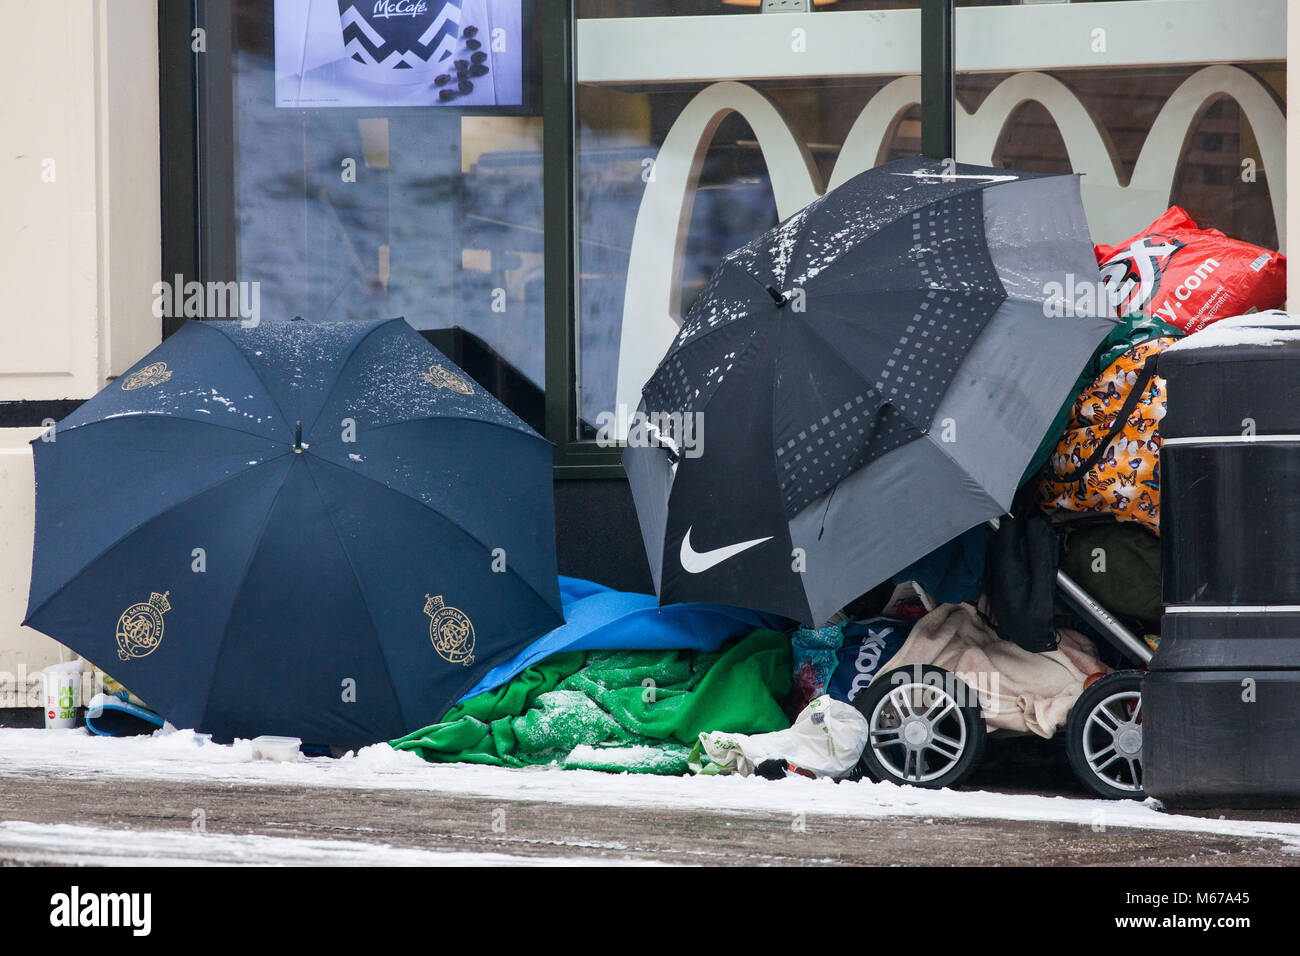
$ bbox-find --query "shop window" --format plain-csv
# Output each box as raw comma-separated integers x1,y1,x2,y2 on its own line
576,0,924,16
1171,98,1280,250
573,4,925,442
163,1,1286,473
178,0,546,431
988,100,1071,177
570,0,1284,454
955,4,1285,253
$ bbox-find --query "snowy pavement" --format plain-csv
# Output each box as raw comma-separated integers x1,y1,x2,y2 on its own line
0,821,645,867
2,727,1300,864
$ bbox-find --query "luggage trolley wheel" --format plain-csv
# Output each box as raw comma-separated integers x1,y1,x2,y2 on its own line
1066,670,1145,800
853,665,986,789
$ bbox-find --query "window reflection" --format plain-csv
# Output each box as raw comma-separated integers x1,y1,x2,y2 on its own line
208,0,545,430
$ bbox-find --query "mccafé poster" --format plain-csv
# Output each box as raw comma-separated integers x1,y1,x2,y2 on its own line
275,0,524,108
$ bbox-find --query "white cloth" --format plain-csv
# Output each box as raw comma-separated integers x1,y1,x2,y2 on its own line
697,695,869,779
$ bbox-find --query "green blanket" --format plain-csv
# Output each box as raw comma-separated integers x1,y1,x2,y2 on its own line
390,629,791,775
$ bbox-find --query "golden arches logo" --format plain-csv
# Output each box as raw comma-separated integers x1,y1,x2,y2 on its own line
614,68,1286,422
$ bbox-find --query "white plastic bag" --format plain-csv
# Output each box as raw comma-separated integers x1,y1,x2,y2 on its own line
697,695,869,779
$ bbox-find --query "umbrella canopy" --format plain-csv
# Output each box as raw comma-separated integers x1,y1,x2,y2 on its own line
24,318,563,748
624,157,1114,626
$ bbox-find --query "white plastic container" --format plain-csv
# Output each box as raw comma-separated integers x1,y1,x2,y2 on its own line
42,660,85,729
250,735,302,762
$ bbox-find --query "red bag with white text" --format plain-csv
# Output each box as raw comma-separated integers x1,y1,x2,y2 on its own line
1095,206,1286,334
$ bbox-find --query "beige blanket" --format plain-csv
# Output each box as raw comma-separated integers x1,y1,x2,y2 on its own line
872,603,1109,738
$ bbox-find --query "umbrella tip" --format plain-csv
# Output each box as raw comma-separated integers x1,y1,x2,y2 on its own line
765,285,787,308
294,420,303,453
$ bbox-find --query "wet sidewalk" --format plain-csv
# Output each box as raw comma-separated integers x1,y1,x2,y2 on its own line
1,772,1297,866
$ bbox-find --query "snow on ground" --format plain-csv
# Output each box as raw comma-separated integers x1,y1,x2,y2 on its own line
4,728,1300,850
0,821,641,867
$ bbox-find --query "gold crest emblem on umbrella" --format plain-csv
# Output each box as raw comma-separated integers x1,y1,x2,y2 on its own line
120,362,173,390
424,594,475,665
423,364,474,395
115,590,171,661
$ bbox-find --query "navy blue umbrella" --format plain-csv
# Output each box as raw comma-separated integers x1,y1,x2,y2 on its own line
24,319,563,748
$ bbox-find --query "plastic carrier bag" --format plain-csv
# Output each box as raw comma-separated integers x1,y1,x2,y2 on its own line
1097,206,1285,334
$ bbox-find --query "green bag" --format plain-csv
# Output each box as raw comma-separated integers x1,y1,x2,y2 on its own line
1060,521,1162,628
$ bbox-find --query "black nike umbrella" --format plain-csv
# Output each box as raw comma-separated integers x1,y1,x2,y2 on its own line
623,157,1114,625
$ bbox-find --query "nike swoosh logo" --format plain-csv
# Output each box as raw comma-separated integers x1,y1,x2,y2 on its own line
891,171,1020,183
680,526,773,574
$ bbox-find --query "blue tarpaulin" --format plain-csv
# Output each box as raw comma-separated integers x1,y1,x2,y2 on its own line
457,576,787,701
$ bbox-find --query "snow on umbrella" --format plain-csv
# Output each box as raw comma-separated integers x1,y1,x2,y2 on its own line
24,319,563,748
623,157,1115,626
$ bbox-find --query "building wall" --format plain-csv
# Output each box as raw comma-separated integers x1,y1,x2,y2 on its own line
554,479,653,595
0,0,160,696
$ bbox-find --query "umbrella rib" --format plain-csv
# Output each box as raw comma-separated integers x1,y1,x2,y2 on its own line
298,319,395,439
23,452,294,625
647,329,768,424
922,431,1009,515
803,278,1003,300
774,206,817,293
299,456,409,735
48,410,288,446
194,457,300,738
668,267,924,367
192,322,294,434
656,259,766,364
784,308,961,437
306,412,548,450
657,308,752,369
781,310,890,415
305,452,562,619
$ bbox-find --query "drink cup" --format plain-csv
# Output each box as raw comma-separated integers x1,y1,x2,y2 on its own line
43,664,83,729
